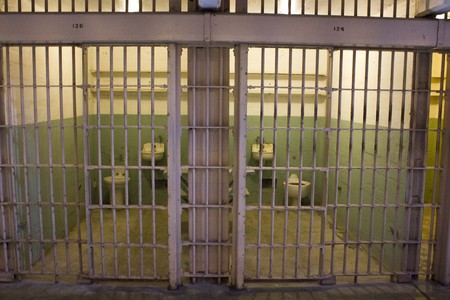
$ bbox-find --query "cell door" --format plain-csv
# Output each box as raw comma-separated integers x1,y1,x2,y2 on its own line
84,45,170,280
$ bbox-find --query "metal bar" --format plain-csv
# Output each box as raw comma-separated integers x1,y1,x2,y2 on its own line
123,46,131,277
256,47,265,279
136,45,144,278
150,45,157,278
169,0,181,12
231,44,247,289
295,48,307,278
82,45,94,280
205,46,210,277
391,51,408,274
109,46,118,278
368,50,383,274
217,47,224,284
191,47,197,282
58,46,71,274
167,44,182,289
95,46,105,276
402,52,431,280
380,50,395,274
356,50,370,279
0,45,13,276
235,0,247,13
18,46,33,273
45,46,58,280
71,45,83,275
321,48,333,281
331,49,343,275
344,50,356,276
434,54,450,285
281,48,293,279
32,46,45,273
0,14,441,49
269,47,279,278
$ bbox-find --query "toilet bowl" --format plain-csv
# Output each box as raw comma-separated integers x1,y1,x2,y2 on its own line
283,174,311,205
103,169,130,206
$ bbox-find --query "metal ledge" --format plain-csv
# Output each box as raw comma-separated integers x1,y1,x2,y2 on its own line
0,13,447,49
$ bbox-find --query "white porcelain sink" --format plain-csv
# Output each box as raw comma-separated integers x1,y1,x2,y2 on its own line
141,142,164,161
251,143,274,162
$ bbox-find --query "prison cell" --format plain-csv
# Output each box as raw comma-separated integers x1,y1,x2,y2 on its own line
0,0,449,290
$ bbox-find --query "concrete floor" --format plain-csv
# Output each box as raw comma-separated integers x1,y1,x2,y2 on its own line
10,188,439,298
0,280,449,300
29,198,433,280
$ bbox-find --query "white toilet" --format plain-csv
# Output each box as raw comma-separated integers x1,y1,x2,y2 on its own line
283,174,311,205
104,169,130,206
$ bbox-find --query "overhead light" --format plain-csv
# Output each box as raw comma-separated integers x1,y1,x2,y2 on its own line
198,0,222,10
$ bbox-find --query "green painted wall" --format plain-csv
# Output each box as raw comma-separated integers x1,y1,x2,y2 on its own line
89,115,327,207
12,117,85,266
328,119,409,272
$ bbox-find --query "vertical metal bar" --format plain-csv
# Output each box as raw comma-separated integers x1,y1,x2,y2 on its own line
32,46,45,273
123,46,131,277
0,46,12,276
235,0,247,13
344,50,356,276
191,47,197,281
309,48,321,278
217,47,224,284
269,47,279,278
322,48,334,281
401,52,431,280
356,50,370,279
82,45,94,279
295,48,307,278
282,48,293,278
71,46,83,275
205,47,210,277
45,46,58,281
109,46,118,278
331,49,343,275
392,51,409,274
368,50,383,274
434,54,450,285
256,47,265,278
380,51,395,274
95,46,105,276
169,0,181,12
58,46,71,274
5,47,22,276
18,46,33,273
150,45,157,278
136,46,144,278
167,44,182,289
406,0,410,18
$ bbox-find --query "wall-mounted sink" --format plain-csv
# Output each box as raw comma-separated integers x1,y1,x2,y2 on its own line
251,143,274,162
141,142,164,161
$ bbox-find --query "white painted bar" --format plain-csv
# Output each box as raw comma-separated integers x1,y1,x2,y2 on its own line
231,44,247,289
0,14,442,49
167,44,182,289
